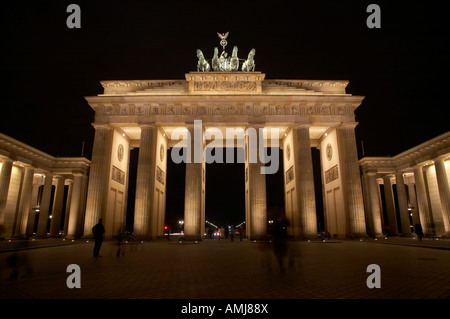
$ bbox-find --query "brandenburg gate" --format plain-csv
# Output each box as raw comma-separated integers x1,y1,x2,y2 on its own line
82,39,367,241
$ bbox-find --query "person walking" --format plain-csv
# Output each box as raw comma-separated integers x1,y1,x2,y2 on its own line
92,218,105,257
415,223,423,241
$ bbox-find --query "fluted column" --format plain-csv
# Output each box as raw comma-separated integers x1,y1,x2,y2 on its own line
27,178,42,236
134,125,157,239
13,167,35,238
434,158,450,235
66,174,83,238
0,159,13,229
366,172,383,237
414,165,435,236
382,175,398,236
83,124,113,238
395,172,412,236
293,125,317,238
36,173,54,238
63,179,73,236
50,176,65,237
337,125,367,237
184,124,204,241
406,181,420,226
246,126,267,240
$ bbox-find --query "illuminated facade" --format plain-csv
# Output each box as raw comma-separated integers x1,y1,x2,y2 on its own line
82,71,367,240
1,78,448,241
0,133,89,239
360,132,450,237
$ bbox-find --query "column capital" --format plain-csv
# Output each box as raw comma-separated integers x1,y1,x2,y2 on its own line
339,122,359,129
0,157,13,163
434,154,450,162
91,123,111,130
364,168,378,176
138,123,157,129
247,120,265,126
44,172,54,178
394,171,408,179
293,123,311,129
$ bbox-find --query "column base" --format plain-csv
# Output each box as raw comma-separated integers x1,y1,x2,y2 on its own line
34,235,49,239
181,236,202,242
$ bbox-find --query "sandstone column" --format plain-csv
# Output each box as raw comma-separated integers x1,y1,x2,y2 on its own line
0,159,13,230
83,124,113,238
14,167,35,238
184,124,204,241
36,173,54,238
337,124,367,237
63,179,73,236
366,172,383,237
27,178,42,236
50,176,65,237
293,125,317,238
66,174,84,238
134,125,157,239
434,158,450,235
245,126,267,241
382,175,398,236
414,165,435,236
395,172,412,236
406,181,420,227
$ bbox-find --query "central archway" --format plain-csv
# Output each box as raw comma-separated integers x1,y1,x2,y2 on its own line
205,148,245,230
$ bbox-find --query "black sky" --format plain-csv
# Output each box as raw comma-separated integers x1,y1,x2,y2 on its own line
1,1,448,228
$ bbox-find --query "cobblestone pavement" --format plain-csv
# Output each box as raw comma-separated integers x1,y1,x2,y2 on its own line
1,237,449,300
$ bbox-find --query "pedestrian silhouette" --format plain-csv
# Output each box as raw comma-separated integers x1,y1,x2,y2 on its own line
116,227,126,257
230,226,235,242
6,241,33,280
415,223,423,241
92,218,105,257
271,217,289,273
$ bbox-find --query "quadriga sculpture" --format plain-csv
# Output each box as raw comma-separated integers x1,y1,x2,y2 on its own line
241,48,256,72
197,49,211,72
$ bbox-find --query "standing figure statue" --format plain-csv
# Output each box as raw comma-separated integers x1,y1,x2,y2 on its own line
241,48,256,72
230,46,239,71
219,51,229,71
196,49,210,72
212,47,220,71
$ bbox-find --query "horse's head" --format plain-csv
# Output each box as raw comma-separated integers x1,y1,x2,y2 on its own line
248,48,256,59
196,49,204,60
232,46,238,57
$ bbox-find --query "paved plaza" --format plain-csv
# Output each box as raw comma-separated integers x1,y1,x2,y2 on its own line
1,236,449,301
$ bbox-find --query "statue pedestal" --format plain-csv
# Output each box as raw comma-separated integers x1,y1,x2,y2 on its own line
185,72,265,95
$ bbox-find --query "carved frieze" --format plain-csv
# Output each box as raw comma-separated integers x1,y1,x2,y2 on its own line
286,165,294,184
156,166,165,185
325,165,339,184
112,165,125,185
96,102,355,118
193,81,257,92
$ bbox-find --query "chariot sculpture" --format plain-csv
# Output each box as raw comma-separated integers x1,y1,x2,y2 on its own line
196,32,256,72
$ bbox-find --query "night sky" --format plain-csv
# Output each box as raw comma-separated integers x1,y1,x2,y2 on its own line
1,1,448,229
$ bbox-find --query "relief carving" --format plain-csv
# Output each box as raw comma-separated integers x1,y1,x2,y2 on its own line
285,165,294,184
167,106,175,115
194,81,257,92
198,106,206,115
325,165,339,184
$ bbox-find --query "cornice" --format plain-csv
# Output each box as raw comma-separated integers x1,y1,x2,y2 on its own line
359,131,450,173
0,132,91,176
